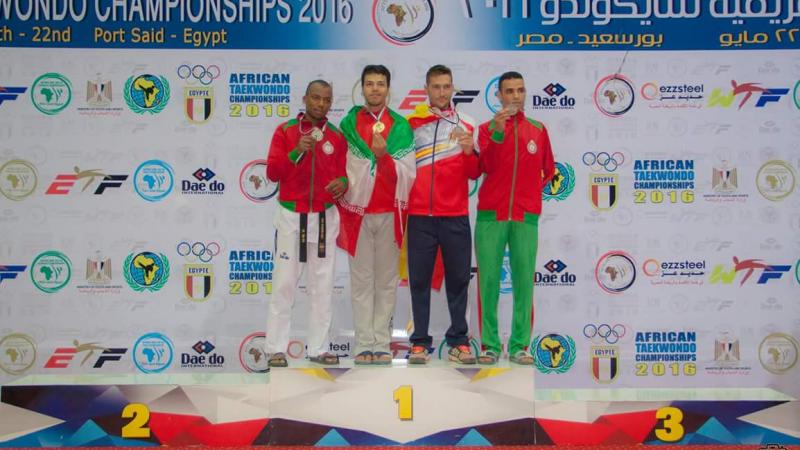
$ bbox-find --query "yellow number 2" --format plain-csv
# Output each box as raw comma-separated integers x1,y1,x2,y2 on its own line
393,385,413,421
655,406,684,442
121,403,151,438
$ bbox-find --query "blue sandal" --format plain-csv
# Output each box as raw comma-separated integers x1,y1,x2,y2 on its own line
354,351,373,365
373,351,392,365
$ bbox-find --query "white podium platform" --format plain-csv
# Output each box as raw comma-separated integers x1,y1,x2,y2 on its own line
1,360,798,447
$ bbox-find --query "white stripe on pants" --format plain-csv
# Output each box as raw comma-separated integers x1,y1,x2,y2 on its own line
349,213,400,355
266,206,338,358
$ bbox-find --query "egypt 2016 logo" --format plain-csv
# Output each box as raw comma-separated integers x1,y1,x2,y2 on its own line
124,74,170,115
240,160,278,203
584,323,624,383
124,251,170,292
633,159,695,205
178,241,219,302
595,251,636,294
584,151,623,211
178,64,219,124
594,74,635,117
372,0,434,46
532,334,576,374
239,332,268,373
543,162,575,202
635,330,697,377
229,249,273,296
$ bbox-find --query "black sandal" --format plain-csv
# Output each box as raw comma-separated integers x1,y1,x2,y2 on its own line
309,352,339,365
268,352,288,368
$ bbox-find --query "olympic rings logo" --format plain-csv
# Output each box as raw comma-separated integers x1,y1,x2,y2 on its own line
583,323,626,345
177,241,221,263
582,151,625,173
177,64,221,86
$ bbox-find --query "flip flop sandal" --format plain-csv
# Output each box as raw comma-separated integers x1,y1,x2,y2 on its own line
309,352,339,365
373,351,392,365
354,351,373,365
448,345,477,364
408,345,429,364
477,350,499,365
510,350,534,365
268,352,288,368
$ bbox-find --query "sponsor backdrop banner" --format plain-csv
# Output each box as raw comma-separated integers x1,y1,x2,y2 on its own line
1,3,799,397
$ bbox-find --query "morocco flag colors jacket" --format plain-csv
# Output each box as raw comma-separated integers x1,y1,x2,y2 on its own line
266,114,348,213
477,111,556,221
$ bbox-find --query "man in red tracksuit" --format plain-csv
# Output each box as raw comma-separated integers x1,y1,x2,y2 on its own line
475,71,556,365
265,80,348,368
405,65,480,364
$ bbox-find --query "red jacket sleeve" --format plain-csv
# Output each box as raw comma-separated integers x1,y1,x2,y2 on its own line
478,121,505,175
463,152,481,180
266,125,297,183
540,126,556,185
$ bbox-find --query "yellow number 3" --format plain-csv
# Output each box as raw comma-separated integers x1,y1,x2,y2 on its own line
393,386,413,421
121,403,151,438
655,406,684,442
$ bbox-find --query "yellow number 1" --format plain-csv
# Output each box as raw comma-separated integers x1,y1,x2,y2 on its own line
393,385,413,420
655,406,684,442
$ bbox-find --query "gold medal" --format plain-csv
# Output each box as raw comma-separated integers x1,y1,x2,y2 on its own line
311,127,324,141
372,122,385,133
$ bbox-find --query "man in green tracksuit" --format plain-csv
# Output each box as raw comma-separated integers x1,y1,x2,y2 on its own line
475,71,556,365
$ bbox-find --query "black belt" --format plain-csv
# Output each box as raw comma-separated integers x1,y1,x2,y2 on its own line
299,212,326,262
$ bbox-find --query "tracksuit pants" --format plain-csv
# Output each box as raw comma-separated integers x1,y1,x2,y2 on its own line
475,213,539,356
407,215,471,348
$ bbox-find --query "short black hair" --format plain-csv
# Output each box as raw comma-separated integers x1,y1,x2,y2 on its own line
425,65,452,84
305,79,332,95
498,71,524,90
361,65,391,87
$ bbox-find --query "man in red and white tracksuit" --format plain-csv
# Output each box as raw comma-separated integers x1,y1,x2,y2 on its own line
405,65,480,365
265,80,348,367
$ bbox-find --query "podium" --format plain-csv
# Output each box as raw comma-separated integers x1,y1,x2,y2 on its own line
268,359,534,445
1,362,799,447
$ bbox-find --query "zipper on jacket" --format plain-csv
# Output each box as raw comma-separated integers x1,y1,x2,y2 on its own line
429,120,440,216
507,117,519,220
